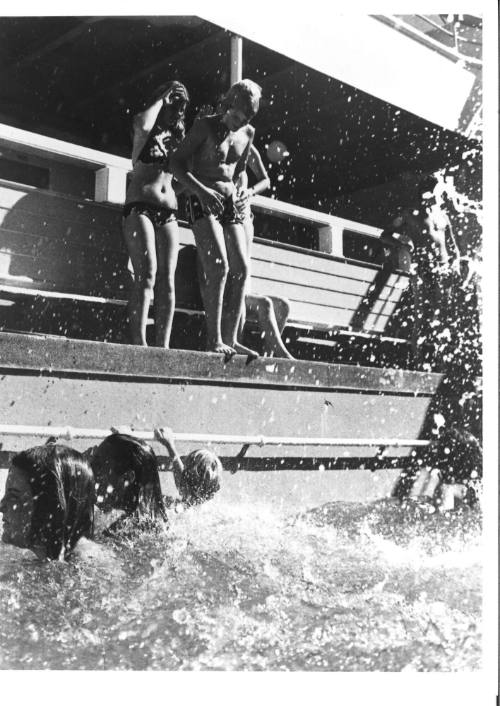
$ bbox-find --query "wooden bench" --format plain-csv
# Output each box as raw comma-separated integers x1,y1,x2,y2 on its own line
0,179,413,362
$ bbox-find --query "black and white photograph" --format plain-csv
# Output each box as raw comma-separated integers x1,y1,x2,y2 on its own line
0,2,496,700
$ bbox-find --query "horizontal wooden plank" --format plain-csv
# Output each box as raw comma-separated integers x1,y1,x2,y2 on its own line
251,260,408,303
0,331,442,394
286,300,386,329
252,243,383,282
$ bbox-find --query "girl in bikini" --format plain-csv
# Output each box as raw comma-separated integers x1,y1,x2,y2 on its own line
123,81,189,347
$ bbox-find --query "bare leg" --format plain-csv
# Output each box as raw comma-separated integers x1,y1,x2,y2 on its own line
237,216,254,341
222,222,258,357
269,296,290,334
123,212,157,346
153,220,179,348
192,217,234,355
246,294,294,359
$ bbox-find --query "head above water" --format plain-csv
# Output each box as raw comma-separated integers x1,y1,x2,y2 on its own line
221,79,262,130
0,444,95,560
90,433,166,520
174,449,222,506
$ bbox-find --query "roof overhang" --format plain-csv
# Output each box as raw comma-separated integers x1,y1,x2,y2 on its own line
201,10,477,134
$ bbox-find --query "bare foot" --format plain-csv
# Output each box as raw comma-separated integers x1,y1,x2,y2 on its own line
232,342,259,359
206,341,236,356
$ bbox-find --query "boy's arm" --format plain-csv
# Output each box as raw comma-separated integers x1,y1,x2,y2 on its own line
130,100,163,166
246,144,270,197
170,118,224,215
154,427,184,474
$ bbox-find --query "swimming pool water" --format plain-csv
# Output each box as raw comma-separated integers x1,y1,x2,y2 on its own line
0,495,482,671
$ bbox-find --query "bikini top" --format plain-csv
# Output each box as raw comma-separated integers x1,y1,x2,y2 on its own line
137,109,183,166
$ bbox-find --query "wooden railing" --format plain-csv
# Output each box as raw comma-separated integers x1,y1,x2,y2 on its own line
0,122,385,258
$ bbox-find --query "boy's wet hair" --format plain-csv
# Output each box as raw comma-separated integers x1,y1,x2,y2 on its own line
221,79,262,117
178,449,222,504
12,444,95,560
90,433,167,520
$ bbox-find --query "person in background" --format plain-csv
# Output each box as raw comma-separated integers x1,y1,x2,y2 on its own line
0,444,95,560
123,81,190,347
235,144,293,358
380,175,461,364
418,424,482,511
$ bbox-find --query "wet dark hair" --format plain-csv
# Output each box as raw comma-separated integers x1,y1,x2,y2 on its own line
90,434,167,520
146,80,190,139
178,449,222,505
11,445,95,560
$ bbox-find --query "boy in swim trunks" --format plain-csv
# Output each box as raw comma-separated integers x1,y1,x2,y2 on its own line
171,79,261,356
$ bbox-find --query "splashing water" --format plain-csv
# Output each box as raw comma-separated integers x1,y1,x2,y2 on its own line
0,496,481,671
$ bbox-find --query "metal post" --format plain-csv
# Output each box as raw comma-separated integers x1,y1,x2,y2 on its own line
230,35,243,86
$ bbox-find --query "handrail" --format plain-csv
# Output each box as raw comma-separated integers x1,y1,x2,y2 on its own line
251,194,383,238
0,121,384,250
0,122,131,170
0,424,431,448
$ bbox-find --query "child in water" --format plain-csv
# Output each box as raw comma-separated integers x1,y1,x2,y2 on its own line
90,432,167,527
89,427,221,529
171,79,262,357
0,444,95,560
154,427,222,510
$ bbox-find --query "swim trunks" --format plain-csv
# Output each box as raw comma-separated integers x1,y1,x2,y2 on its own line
123,201,177,227
187,193,245,226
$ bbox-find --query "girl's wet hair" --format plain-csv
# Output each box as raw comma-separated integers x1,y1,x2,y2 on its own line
11,444,95,560
90,434,167,520
178,449,222,504
220,79,262,118
147,80,190,138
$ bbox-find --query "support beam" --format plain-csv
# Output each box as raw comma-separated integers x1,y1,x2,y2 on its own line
230,35,243,85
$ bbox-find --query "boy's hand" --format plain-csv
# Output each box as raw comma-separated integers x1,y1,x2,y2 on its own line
110,425,134,435
198,187,224,217
235,188,251,212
